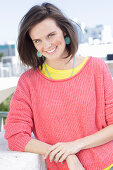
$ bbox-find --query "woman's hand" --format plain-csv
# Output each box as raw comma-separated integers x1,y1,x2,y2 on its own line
66,154,85,170
44,140,84,163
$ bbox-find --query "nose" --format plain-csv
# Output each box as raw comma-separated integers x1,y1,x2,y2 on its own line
42,40,52,51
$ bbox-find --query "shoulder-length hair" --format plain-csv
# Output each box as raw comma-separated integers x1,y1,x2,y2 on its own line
17,2,79,70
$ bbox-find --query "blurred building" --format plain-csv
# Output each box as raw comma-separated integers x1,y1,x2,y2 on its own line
101,26,113,43
0,55,28,77
71,18,113,44
0,41,22,77
0,56,18,77
0,40,29,77
0,41,17,56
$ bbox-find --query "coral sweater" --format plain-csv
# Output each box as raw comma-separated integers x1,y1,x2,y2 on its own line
4,57,113,170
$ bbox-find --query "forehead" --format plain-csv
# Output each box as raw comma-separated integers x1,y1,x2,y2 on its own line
29,18,62,38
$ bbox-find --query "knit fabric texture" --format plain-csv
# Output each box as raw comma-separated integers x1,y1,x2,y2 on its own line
4,56,113,170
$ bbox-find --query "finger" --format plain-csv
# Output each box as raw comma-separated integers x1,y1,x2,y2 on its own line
54,150,65,163
49,147,62,162
59,153,68,163
45,143,61,159
44,147,55,159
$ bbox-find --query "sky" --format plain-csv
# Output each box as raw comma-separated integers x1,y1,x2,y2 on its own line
0,0,113,43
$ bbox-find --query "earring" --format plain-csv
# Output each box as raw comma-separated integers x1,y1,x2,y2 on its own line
65,36,71,45
37,51,42,57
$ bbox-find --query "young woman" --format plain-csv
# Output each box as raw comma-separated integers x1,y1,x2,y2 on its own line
4,2,113,170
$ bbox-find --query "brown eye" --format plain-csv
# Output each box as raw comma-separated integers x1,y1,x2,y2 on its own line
35,39,40,43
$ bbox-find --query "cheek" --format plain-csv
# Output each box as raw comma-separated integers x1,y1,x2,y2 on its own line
55,40,62,46
54,37,65,46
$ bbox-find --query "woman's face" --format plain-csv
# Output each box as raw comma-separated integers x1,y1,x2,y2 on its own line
29,18,67,61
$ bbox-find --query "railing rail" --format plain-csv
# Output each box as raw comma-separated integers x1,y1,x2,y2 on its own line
0,111,8,131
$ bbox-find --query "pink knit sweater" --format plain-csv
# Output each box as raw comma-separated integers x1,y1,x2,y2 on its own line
4,57,113,170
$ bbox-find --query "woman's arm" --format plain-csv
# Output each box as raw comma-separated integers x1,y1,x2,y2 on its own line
66,155,85,170
44,124,113,162
80,124,113,150
24,138,85,170
24,138,51,155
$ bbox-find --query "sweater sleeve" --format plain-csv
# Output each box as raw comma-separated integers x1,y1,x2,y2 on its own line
4,73,33,152
103,61,113,125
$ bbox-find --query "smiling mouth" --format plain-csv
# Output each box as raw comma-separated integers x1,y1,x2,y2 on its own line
46,47,57,54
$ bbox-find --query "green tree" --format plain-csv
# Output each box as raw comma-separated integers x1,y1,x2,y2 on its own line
0,94,13,125
0,52,4,62
0,94,13,111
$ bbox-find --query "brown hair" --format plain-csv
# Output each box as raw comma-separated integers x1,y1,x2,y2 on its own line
17,2,79,70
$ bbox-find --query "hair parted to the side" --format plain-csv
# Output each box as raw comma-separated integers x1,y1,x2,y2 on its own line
17,2,79,70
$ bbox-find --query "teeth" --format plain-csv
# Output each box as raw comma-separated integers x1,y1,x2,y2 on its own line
47,48,56,53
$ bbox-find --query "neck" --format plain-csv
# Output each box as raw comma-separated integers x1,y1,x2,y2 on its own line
45,55,75,70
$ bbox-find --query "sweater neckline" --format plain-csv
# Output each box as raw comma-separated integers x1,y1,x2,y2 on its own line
37,56,92,82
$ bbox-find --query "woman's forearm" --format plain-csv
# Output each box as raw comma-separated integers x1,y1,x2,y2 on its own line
80,124,113,150
24,139,51,155
24,124,113,162
66,155,85,170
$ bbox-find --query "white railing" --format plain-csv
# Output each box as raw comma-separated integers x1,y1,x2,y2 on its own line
0,132,47,170
0,112,48,170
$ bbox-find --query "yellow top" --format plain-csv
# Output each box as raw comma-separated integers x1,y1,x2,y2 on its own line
40,57,89,80
104,164,113,170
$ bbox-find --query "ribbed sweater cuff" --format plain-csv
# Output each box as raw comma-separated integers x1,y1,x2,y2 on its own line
8,135,33,152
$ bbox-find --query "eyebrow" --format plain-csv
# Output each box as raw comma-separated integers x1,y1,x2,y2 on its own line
32,31,56,41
